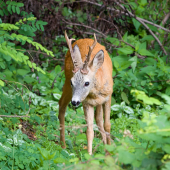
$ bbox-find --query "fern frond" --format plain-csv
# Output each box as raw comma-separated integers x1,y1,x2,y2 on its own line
0,44,45,74
10,33,54,57
0,23,19,30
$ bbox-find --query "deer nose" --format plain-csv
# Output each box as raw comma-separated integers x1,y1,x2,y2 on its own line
71,100,80,106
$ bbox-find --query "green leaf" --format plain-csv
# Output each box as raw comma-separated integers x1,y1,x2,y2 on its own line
129,56,137,73
123,32,128,42
165,87,170,96
0,10,4,16
0,61,5,69
163,144,170,154
118,149,135,164
141,80,146,86
119,61,133,71
132,18,141,31
113,60,119,69
12,5,16,13
138,49,154,56
139,42,146,50
141,35,154,42
84,153,91,160
131,89,161,105
157,92,170,105
111,104,120,111
17,69,30,76
55,65,61,74
23,76,35,83
53,157,66,163
0,80,4,86
124,106,134,114
105,145,115,152
139,0,148,6
106,36,119,46
16,6,20,14
121,92,130,105
118,46,134,55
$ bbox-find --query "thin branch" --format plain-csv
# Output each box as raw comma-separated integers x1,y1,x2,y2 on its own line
13,48,52,56
66,26,102,37
136,18,167,55
63,19,106,37
114,1,168,56
71,0,170,33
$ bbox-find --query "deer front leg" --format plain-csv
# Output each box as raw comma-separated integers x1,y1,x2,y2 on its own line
95,105,106,144
103,96,111,145
58,82,72,148
83,104,94,155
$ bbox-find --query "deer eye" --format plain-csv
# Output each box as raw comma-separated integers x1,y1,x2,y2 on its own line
85,82,89,86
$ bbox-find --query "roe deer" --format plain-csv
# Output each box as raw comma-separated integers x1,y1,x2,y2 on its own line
59,31,113,155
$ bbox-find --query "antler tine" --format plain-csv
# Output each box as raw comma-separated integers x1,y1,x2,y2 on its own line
81,33,97,74
65,31,79,73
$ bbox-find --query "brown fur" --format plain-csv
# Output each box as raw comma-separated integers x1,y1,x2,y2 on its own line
59,38,113,154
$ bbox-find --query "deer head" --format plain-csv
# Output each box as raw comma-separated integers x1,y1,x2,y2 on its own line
65,31,104,107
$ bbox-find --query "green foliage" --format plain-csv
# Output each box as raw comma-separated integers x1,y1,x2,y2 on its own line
0,0,55,88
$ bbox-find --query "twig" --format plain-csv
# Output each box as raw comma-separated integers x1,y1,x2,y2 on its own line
63,19,106,37
114,1,168,56
135,18,167,55
12,48,51,56
66,26,102,37
75,0,170,33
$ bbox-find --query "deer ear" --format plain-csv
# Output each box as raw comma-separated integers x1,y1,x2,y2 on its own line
73,44,83,68
89,50,104,71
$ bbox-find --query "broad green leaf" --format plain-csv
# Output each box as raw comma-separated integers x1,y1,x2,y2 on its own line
105,145,115,152
23,76,35,83
131,89,161,105
141,35,154,42
0,61,5,69
122,32,128,42
113,60,119,69
132,18,141,31
140,66,156,76
53,93,61,100
118,149,135,164
139,0,148,6
157,92,170,105
106,36,119,46
84,153,91,160
139,42,146,50
17,69,30,76
135,41,140,51
124,106,134,114
141,80,146,86
163,144,170,154
111,104,120,111
165,87,170,96
0,80,4,86
118,46,134,55
121,91,130,105
55,65,61,74
145,57,156,65
53,157,66,163
16,6,20,14
129,56,137,73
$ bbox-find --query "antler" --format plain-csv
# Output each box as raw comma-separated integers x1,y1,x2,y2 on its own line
65,31,79,73
81,33,97,74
